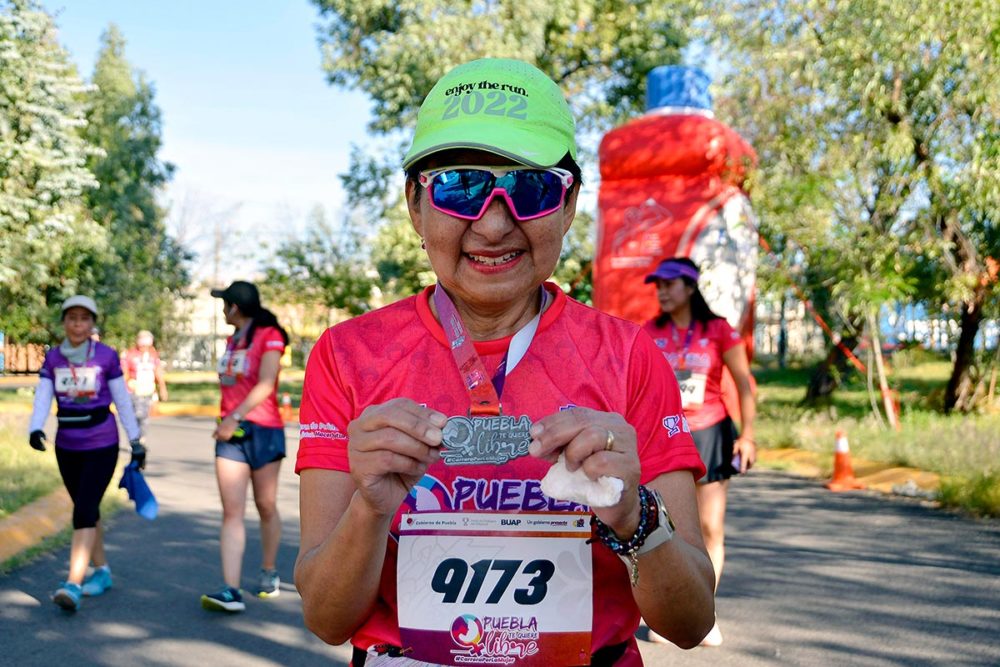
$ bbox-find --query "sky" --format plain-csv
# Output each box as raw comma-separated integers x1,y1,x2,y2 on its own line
48,0,372,279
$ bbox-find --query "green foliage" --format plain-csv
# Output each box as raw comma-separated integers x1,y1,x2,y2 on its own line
313,0,685,134
262,206,374,316
0,412,60,519
938,473,1000,518
80,24,190,350
306,0,686,310
0,0,107,343
683,0,1000,410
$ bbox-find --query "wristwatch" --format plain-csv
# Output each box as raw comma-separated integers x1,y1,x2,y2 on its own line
614,488,676,585
633,489,675,555
228,411,244,423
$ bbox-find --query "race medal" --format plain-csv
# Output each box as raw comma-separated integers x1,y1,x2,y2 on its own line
674,369,707,409
441,414,532,466
397,511,593,666
219,374,237,387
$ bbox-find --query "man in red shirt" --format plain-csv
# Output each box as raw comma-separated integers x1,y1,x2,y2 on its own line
121,330,168,442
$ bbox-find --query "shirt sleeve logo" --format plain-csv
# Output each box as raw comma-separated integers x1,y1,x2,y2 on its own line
661,414,691,437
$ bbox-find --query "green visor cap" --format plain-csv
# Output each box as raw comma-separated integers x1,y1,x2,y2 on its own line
402,58,577,170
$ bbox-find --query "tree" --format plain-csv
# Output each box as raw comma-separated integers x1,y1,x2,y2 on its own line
310,0,686,303
262,205,374,317
80,24,190,350
682,0,1000,413
0,0,106,343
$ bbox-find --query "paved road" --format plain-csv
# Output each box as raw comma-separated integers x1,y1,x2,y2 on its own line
1,416,998,666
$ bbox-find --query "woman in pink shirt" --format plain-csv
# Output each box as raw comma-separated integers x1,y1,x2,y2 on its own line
642,257,756,646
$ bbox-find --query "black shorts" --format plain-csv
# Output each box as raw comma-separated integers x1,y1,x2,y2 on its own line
215,422,285,470
692,416,738,484
55,443,119,529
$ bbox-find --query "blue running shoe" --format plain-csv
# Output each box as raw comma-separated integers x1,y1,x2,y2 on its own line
200,586,245,612
256,568,280,599
53,582,82,612
82,566,112,597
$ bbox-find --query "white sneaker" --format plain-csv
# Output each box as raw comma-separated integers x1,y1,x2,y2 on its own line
700,622,723,647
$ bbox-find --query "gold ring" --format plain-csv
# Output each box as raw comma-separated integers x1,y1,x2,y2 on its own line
604,430,615,452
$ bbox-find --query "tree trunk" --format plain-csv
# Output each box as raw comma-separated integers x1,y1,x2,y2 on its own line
944,290,986,413
803,332,861,405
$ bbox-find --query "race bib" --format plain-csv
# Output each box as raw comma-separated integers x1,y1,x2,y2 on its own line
53,366,99,398
134,366,156,396
217,349,248,378
674,370,707,409
397,511,593,666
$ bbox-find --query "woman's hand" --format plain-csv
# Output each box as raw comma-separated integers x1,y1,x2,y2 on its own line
213,414,239,441
528,407,642,537
347,398,447,517
733,435,756,474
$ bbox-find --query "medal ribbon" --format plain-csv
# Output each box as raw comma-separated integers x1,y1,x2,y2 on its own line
433,283,547,416
669,320,697,371
67,340,93,392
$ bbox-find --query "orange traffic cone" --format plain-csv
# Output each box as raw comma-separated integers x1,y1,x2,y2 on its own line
280,393,294,423
825,430,865,491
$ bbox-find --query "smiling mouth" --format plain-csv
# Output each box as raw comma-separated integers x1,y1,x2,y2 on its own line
466,251,523,266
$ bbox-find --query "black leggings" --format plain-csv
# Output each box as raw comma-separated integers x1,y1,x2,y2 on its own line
55,443,119,529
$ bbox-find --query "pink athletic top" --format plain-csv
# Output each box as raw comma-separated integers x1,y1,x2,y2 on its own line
297,284,704,663
642,317,743,431
218,325,286,428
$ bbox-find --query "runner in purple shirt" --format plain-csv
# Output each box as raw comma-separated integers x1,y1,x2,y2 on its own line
28,295,144,612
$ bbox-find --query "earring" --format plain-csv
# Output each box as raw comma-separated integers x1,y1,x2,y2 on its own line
420,238,426,250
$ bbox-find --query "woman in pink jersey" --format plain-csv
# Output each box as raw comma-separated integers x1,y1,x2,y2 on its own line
295,59,716,666
201,280,289,613
641,257,757,646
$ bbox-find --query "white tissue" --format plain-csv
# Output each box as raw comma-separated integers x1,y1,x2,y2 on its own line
540,452,624,508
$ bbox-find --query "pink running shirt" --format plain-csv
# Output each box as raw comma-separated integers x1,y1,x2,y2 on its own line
297,284,704,662
641,317,743,431
218,325,286,428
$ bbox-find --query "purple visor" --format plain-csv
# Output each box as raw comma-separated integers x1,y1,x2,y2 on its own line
644,259,700,284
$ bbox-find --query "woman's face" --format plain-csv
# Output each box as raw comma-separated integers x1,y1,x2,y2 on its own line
406,150,577,313
655,277,694,315
222,301,239,326
63,307,95,346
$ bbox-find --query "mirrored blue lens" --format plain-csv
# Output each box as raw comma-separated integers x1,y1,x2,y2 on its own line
495,170,564,218
432,169,495,218
431,169,565,219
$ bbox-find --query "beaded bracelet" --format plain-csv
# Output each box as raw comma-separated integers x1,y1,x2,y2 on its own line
591,485,660,584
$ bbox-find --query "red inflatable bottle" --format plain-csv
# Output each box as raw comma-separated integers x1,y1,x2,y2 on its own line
593,66,759,417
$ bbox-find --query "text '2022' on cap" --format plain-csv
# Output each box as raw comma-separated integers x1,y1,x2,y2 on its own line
402,58,577,170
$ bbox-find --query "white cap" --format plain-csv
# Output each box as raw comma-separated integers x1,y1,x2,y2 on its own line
61,295,99,318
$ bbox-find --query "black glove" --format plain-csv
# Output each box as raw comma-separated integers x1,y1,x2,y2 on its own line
129,440,147,470
29,430,46,452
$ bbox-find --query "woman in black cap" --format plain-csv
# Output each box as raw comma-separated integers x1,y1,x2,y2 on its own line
202,281,289,612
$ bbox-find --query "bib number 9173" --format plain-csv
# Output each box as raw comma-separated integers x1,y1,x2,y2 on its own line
431,557,554,606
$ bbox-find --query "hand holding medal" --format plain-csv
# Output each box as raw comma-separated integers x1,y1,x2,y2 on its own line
347,398,447,517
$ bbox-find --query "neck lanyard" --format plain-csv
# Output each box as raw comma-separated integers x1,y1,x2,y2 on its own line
433,284,547,416
669,320,697,371
67,340,93,382
224,327,249,376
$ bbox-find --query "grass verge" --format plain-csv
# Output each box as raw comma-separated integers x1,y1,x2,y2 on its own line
0,413,62,519
754,354,1000,517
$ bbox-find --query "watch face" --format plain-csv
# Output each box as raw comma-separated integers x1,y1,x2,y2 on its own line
651,489,676,533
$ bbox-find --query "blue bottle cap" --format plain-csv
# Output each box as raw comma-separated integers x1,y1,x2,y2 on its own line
646,66,712,112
